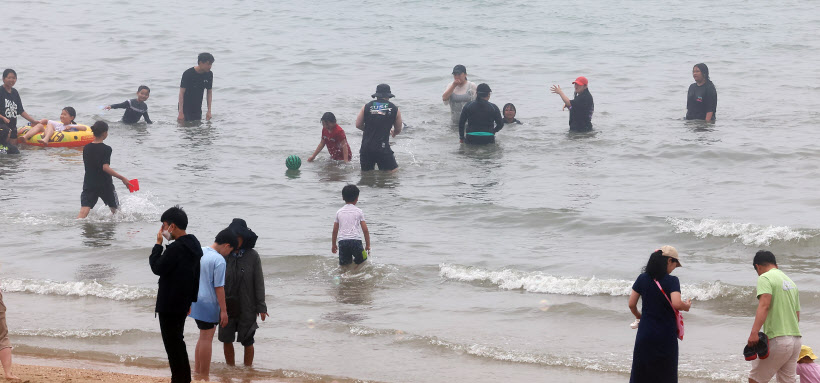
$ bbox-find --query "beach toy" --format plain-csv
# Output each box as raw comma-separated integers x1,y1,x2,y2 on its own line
17,125,94,148
286,155,301,170
466,132,494,136
361,249,368,262
128,179,139,193
743,332,769,361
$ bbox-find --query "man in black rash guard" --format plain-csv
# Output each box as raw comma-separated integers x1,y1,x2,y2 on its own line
550,76,594,132
106,85,153,124
355,84,403,172
458,83,504,145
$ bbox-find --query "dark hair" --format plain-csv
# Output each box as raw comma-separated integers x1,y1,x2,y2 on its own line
2,69,16,80
214,228,238,249
342,184,360,203
160,205,188,230
321,112,336,123
63,106,77,124
137,85,150,94
198,52,215,64
753,250,777,268
694,63,711,82
643,250,670,280
503,103,516,113
90,121,109,138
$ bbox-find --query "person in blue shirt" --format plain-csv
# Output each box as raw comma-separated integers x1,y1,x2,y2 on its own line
189,229,237,382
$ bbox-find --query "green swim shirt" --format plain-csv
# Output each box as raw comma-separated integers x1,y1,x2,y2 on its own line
757,268,801,339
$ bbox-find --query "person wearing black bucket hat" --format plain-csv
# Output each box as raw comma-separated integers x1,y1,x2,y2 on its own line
355,84,403,172
442,65,478,125
218,218,268,367
458,83,504,145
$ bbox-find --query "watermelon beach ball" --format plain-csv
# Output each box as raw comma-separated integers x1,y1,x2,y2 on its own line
286,155,302,170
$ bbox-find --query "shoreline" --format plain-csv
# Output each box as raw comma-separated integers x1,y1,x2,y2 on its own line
11,355,300,383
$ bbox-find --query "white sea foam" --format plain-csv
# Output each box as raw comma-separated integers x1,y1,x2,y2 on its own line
0,278,155,301
11,328,129,338
666,217,811,246
439,263,744,301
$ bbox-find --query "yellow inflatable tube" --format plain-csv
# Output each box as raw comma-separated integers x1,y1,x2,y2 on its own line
17,125,94,148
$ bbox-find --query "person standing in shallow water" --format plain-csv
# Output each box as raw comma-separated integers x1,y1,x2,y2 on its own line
458,83,504,145
149,206,203,383
442,65,477,125
178,53,214,122
685,63,717,122
550,76,594,132
0,69,40,146
219,219,268,367
628,246,691,383
355,84,403,172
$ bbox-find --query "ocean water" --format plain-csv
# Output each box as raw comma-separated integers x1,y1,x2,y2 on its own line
1,0,820,382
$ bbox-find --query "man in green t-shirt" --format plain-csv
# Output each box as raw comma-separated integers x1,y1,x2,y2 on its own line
748,250,802,383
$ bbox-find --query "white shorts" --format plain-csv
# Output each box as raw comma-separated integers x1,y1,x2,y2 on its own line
750,335,802,383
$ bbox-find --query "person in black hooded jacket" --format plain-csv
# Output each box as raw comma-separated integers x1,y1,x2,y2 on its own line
219,218,268,367
149,205,203,383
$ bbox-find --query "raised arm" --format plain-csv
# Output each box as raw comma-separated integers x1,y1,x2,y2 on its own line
550,85,572,108
108,101,129,110
442,82,456,102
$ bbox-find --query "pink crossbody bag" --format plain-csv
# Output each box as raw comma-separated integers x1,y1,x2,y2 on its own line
655,280,685,340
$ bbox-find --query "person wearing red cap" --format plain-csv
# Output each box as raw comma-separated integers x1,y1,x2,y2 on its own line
550,76,594,132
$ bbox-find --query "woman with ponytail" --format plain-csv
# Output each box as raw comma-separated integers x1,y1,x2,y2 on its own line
685,63,717,122
628,246,692,383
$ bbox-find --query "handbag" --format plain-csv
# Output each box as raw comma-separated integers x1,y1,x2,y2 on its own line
655,280,685,340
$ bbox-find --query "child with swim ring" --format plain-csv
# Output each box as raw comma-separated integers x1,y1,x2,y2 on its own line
21,106,86,146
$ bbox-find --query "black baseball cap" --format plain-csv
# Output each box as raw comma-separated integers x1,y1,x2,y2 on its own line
452,65,466,74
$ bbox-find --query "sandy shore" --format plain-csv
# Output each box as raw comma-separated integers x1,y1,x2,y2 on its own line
10,356,298,383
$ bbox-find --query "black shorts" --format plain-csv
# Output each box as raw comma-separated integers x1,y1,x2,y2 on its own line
195,319,217,330
80,187,119,209
218,318,256,347
360,149,398,171
464,134,495,145
338,239,366,265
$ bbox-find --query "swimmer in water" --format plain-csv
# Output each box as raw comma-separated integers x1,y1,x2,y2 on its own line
104,85,153,124
502,103,522,125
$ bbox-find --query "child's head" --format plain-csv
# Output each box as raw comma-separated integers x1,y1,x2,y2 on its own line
213,228,238,256
321,112,336,130
91,121,109,139
799,345,818,364
342,184,360,204
137,85,150,102
503,103,516,119
198,52,215,71
160,205,188,232
2,69,17,87
61,107,77,124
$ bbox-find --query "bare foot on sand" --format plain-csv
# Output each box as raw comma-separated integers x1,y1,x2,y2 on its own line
4,373,20,380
